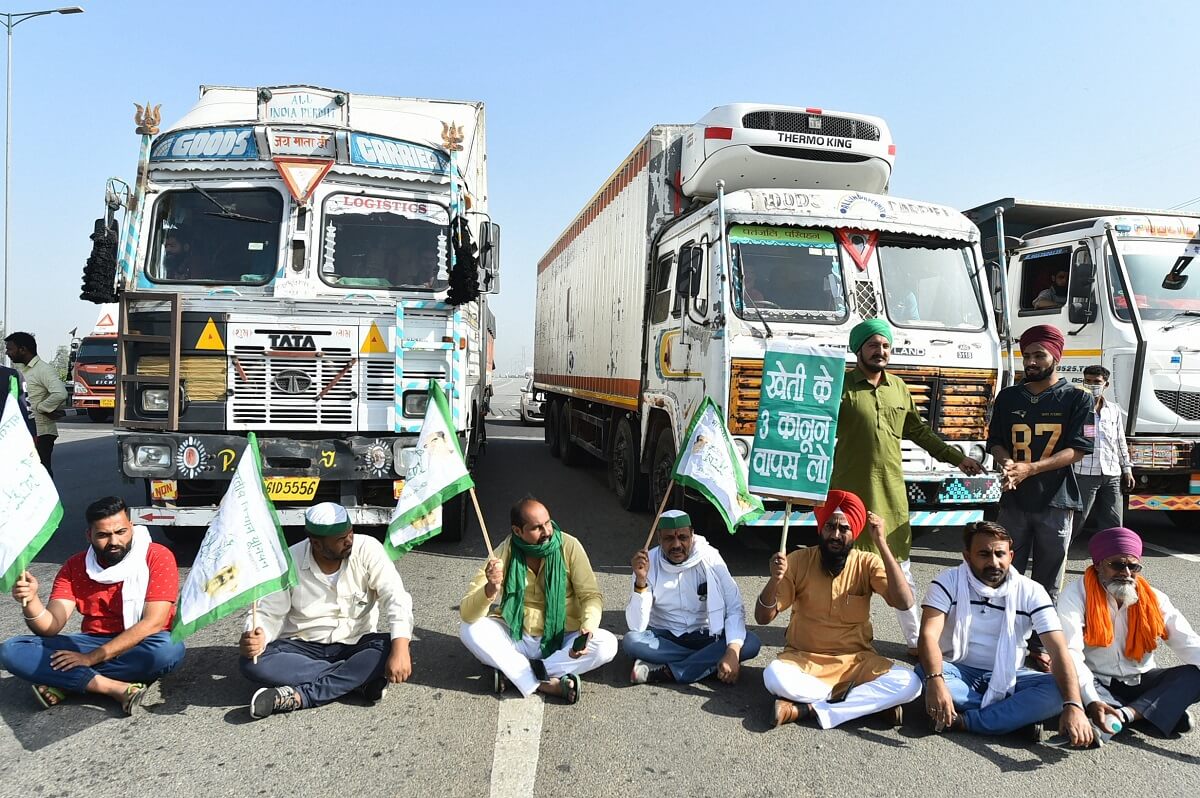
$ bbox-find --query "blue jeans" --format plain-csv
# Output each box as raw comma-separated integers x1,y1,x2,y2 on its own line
621,628,761,684
0,631,185,693
917,661,1063,735
240,633,390,708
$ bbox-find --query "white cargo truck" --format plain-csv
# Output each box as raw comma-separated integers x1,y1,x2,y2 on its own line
80,85,499,540
966,199,1200,527
535,104,1003,530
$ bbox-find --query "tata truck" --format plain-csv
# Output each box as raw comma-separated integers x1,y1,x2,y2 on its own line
81,85,499,539
967,199,1200,527
535,104,1003,530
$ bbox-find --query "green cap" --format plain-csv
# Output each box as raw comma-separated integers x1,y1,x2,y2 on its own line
304,502,351,537
658,510,692,530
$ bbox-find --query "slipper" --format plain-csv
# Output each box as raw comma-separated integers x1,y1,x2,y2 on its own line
121,682,148,716
557,673,581,705
493,668,509,695
32,684,65,710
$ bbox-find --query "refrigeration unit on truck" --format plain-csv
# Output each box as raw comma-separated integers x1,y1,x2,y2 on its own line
966,199,1200,527
534,103,1002,530
79,85,500,540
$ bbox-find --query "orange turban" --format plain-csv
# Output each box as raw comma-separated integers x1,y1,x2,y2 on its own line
815,490,867,539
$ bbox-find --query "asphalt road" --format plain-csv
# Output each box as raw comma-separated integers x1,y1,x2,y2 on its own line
1,381,1197,798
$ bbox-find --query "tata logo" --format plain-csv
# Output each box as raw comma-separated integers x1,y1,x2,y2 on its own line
272,369,312,395
269,334,316,350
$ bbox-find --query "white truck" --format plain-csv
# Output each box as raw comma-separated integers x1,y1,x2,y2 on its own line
966,199,1200,528
81,85,499,540
535,104,1002,530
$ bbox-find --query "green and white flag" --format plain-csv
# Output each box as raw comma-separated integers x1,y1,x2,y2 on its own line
672,396,764,533
0,377,62,591
387,380,474,559
172,432,296,641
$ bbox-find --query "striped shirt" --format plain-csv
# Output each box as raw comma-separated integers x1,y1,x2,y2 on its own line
1074,401,1132,477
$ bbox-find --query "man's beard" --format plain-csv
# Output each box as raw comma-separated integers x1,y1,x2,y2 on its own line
1104,578,1138,606
94,543,128,567
819,539,850,576
1023,362,1054,382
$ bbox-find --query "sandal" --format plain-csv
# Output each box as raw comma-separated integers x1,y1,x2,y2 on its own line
121,682,148,716
32,684,65,710
493,668,509,695
557,673,581,705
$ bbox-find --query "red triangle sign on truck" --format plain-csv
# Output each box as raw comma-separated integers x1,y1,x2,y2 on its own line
274,157,334,203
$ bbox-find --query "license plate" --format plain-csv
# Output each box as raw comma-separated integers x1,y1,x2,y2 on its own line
264,477,320,501
99,397,115,408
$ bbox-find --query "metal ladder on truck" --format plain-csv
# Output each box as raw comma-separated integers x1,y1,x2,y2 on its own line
115,291,183,430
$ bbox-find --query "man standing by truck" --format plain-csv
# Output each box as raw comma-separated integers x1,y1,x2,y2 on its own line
1072,365,1135,535
4,332,68,476
831,318,984,654
987,325,1092,611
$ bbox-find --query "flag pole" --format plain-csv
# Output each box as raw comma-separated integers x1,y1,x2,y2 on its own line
467,487,494,558
251,601,259,665
643,485,674,551
779,501,793,554
21,570,29,608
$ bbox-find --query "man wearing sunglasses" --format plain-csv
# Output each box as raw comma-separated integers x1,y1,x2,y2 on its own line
1059,526,1200,738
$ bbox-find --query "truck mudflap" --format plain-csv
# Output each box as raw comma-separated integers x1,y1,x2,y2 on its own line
130,506,395,528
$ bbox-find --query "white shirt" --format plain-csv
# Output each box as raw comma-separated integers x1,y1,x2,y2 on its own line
248,535,413,645
1059,577,1200,706
1074,400,1132,477
625,545,747,646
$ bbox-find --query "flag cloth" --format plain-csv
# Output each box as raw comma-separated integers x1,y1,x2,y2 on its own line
386,380,474,559
172,432,295,641
672,396,765,533
0,376,63,591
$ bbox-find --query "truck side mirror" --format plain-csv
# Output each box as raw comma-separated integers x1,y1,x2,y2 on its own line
1068,245,1098,325
479,222,500,294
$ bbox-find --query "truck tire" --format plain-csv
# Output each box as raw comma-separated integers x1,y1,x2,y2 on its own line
1167,511,1195,531
87,408,113,423
557,402,583,466
612,417,648,511
546,400,561,457
440,492,468,542
650,428,680,514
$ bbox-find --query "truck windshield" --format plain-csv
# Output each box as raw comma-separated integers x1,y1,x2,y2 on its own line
1110,240,1200,321
145,188,282,284
75,338,117,365
878,238,986,330
320,194,450,290
729,225,847,322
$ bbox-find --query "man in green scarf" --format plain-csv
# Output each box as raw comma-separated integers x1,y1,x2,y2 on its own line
830,318,985,654
459,497,616,703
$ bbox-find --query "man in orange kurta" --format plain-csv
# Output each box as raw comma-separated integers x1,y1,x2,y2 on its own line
756,490,920,729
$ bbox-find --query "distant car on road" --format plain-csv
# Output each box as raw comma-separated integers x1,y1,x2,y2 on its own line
519,377,545,425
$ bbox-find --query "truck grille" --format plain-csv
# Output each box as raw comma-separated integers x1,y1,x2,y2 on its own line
741,111,881,142
364,359,395,402
231,346,355,426
728,360,994,441
1154,389,1200,421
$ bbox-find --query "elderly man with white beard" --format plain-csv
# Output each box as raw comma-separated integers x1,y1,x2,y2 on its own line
1059,526,1200,739
623,510,761,685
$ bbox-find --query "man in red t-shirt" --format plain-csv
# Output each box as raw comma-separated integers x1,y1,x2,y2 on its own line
1,496,185,714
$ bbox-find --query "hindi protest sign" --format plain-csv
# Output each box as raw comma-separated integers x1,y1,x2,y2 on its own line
673,397,764,533
172,432,296,641
0,376,63,591
386,380,474,559
748,343,845,502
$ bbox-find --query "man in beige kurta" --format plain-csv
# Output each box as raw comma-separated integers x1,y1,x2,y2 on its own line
757,490,920,729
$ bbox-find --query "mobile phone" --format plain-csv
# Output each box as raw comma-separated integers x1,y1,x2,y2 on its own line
571,632,590,653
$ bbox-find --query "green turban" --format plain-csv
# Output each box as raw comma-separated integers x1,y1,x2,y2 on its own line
849,318,893,353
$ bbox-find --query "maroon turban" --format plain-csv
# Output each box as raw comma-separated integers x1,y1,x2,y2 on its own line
1088,527,1143,566
1019,324,1066,361
815,490,867,539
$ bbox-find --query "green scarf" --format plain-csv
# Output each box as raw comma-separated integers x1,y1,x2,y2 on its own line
500,523,567,658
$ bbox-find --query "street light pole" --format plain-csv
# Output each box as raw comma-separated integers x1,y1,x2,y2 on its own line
1,6,83,339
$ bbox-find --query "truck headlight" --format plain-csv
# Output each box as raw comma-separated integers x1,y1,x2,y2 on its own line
733,438,750,458
403,391,430,418
141,388,169,413
123,442,173,477
392,441,419,475
969,444,987,462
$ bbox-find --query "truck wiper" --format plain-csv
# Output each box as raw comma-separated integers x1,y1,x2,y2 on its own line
191,184,272,224
1163,309,1200,331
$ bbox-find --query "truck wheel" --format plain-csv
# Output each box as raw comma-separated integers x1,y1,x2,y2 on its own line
546,400,561,456
86,409,112,423
612,417,648,511
1167,511,1195,531
440,493,468,543
649,428,680,514
557,402,583,466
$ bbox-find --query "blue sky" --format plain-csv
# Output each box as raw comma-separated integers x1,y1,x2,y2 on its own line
3,0,1197,370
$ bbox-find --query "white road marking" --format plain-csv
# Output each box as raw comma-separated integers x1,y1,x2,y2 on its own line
1143,542,1200,563
489,696,545,798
